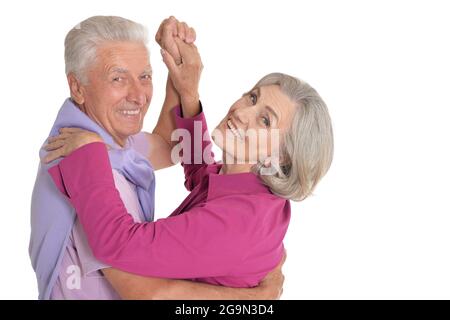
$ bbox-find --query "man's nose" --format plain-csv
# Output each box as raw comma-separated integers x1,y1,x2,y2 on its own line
127,81,147,106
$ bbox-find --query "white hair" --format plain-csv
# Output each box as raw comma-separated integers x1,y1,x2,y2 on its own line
64,16,149,84
253,73,334,201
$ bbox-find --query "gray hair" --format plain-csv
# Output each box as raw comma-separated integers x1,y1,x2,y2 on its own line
64,16,149,84
253,73,334,201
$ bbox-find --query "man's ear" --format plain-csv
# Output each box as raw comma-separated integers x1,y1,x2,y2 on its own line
67,73,85,105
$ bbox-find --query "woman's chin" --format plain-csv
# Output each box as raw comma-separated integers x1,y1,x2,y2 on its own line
211,127,225,149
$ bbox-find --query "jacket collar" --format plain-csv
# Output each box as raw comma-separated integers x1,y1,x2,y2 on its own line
206,164,272,201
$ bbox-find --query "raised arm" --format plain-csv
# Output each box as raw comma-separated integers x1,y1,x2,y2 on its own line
134,17,199,170
152,16,199,143
133,76,179,170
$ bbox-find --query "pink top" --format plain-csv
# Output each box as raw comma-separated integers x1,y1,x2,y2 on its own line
50,169,146,299
49,107,290,288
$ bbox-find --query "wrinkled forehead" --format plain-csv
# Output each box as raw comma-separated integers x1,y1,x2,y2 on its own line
256,85,295,110
94,41,151,71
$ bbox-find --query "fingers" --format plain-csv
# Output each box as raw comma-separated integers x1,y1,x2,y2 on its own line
177,22,188,41
155,20,163,44
174,35,197,50
173,37,200,64
156,16,197,67
47,128,82,144
44,148,64,164
180,22,196,43
45,138,66,151
186,27,196,43
59,127,82,133
161,28,182,64
176,20,195,43
156,16,196,46
156,17,173,44
160,48,179,75
43,129,102,164
163,16,178,38
45,127,92,149
47,133,70,143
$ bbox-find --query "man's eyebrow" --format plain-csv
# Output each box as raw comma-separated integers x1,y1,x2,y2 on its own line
109,67,152,76
141,68,153,75
109,67,128,74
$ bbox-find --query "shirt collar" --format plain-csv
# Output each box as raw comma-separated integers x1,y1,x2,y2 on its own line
206,164,272,201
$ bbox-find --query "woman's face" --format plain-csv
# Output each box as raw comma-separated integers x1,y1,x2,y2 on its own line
213,84,296,165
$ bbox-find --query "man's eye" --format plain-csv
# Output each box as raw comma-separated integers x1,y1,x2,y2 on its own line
141,74,152,80
250,93,257,105
112,77,122,82
262,116,270,127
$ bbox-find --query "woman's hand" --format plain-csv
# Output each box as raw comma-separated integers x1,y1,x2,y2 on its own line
161,37,203,117
43,128,103,163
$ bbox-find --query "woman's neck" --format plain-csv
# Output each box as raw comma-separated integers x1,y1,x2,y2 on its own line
220,161,253,175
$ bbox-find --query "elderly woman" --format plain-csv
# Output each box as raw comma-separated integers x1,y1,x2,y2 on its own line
45,35,333,294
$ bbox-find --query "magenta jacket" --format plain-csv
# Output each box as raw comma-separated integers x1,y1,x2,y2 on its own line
48,107,290,287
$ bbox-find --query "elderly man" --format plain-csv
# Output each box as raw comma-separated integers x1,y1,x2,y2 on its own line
29,15,283,300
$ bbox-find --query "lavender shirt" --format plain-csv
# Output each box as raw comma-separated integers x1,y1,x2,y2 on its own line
29,98,155,299
50,169,146,300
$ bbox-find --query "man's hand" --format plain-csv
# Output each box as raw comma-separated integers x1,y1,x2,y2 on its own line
160,37,203,118
258,252,286,299
155,16,196,65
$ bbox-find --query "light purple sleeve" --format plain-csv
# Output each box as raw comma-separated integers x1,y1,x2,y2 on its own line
71,219,110,275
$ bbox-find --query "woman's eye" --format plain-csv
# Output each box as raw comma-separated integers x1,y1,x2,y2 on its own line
250,93,257,105
262,116,270,127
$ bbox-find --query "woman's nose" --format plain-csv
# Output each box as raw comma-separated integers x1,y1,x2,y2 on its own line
233,107,252,127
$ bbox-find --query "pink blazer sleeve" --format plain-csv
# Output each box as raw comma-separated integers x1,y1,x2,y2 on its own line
171,105,216,191
48,142,258,279
47,107,255,280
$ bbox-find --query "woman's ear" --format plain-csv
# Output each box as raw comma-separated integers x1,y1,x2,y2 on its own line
263,157,272,168
67,73,85,105
260,157,278,176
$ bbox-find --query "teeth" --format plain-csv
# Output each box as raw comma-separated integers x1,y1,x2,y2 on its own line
120,109,140,115
227,119,242,139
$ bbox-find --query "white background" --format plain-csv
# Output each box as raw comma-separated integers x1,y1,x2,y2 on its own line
0,0,449,299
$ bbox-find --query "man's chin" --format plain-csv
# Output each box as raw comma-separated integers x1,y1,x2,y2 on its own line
123,123,143,135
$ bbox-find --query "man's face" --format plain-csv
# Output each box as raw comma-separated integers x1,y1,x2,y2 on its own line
78,41,153,146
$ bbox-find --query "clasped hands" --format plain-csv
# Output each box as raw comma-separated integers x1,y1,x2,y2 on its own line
155,16,203,111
